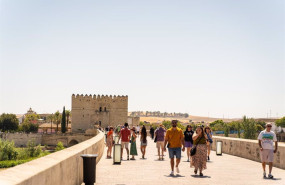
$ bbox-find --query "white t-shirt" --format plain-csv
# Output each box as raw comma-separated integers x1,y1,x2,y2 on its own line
257,130,277,150
136,126,140,132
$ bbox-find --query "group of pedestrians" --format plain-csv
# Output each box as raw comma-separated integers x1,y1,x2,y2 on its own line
105,121,279,179
105,120,214,177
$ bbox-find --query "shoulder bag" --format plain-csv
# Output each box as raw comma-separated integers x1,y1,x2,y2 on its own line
190,136,203,156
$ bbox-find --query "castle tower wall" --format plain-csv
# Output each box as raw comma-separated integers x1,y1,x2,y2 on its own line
71,94,128,133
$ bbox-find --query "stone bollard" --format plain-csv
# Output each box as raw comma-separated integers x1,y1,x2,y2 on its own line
81,154,98,185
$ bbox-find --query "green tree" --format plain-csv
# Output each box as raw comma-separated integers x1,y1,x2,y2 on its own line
47,114,54,124
23,114,40,124
162,120,185,130
210,120,225,131
65,110,71,131
0,113,19,132
276,117,285,127
233,121,242,138
241,116,257,139
19,122,39,133
54,111,61,132
224,124,229,137
162,120,171,129
61,107,66,133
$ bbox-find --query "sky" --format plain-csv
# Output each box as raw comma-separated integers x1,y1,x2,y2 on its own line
0,0,284,118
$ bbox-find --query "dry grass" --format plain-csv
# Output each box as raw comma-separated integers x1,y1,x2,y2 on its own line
139,115,236,124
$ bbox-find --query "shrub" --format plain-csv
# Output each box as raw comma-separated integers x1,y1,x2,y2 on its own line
55,142,65,152
19,123,39,133
0,158,35,168
26,140,42,157
0,139,18,161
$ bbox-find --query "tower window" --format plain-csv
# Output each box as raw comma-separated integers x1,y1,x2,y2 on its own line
104,107,107,111
99,107,102,112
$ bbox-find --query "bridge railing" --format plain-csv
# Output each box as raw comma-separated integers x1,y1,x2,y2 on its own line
0,130,105,185
212,136,285,169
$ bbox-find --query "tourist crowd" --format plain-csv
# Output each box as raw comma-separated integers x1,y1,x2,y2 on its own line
105,121,278,178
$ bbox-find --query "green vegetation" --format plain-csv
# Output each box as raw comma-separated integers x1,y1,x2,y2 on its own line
0,139,50,168
162,120,185,130
276,116,285,127
61,106,66,133
54,111,61,132
0,113,19,132
0,139,18,160
210,116,266,139
55,142,65,151
65,109,71,130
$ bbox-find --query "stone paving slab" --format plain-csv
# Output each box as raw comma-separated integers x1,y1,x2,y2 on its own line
94,136,285,185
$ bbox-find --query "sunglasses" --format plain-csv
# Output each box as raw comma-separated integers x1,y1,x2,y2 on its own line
267,126,272,127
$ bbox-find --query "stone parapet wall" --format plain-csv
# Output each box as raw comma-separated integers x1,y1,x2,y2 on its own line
0,133,42,147
0,131,105,185
212,136,285,169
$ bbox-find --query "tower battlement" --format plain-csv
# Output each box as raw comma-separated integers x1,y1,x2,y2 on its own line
71,94,128,132
72,94,128,101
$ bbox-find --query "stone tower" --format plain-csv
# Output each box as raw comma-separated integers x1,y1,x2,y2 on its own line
71,94,128,133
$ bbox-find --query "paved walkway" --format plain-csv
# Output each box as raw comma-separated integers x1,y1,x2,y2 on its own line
95,136,285,185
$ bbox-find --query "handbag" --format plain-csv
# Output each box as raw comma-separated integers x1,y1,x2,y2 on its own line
207,133,213,143
190,136,203,156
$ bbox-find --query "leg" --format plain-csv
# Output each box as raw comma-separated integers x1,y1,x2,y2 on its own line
187,147,190,161
269,162,273,174
176,158,181,167
170,158,174,171
157,147,160,159
262,162,266,172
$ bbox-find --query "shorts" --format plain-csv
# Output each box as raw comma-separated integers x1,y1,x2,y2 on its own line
121,142,129,149
185,141,193,148
141,140,147,146
260,149,274,163
168,147,181,159
156,141,164,149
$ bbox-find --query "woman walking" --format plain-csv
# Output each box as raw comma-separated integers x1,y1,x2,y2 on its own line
184,125,194,162
140,125,147,159
192,126,207,176
205,126,213,161
130,127,138,160
106,127,114,159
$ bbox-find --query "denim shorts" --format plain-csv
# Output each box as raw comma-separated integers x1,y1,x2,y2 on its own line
168,147,181,159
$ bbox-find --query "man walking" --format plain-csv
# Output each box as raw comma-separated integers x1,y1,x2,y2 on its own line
155,124,166,160
118,123,131,160
164,120,185,176
258,123,278,179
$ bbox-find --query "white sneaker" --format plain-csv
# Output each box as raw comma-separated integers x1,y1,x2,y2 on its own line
176,167,180,173
170,171,174,176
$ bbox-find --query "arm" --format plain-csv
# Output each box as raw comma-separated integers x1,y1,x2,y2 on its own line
274,141,278,153
164,137,168,151
258,140,263,151
181,132,185,151
118,132,121,144
193,134,200,141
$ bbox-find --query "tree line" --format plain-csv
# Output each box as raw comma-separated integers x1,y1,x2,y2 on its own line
0,107,71,133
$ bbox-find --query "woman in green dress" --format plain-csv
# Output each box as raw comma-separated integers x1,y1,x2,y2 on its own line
130,127,138,160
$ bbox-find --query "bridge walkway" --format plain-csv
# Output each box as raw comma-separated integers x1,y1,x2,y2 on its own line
95,136,285,185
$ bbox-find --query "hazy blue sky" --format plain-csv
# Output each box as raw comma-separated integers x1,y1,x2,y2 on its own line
1,0,284,118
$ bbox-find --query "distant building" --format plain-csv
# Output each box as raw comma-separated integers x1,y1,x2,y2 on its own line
71,94,128,133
